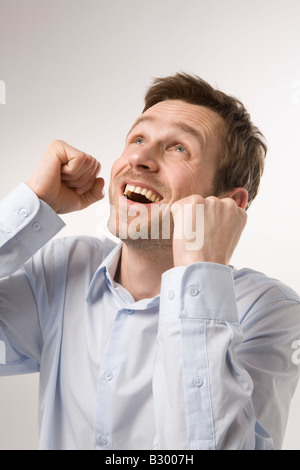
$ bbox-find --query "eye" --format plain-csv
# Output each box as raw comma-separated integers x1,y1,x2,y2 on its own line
127,134,145,146
174,144,187,153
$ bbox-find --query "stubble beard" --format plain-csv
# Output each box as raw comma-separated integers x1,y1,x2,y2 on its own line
107,190,174,258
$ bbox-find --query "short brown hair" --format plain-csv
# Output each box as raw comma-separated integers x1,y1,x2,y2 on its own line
143,73,267,209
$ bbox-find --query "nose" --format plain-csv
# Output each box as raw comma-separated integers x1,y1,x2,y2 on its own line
128,143,159,172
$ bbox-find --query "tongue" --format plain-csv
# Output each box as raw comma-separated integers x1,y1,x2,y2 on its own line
127,191,151,204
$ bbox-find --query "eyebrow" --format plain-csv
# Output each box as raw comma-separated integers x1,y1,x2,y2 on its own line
127,115,205,149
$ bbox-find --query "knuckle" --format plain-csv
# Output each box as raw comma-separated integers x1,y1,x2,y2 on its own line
189,194,204,205
49,139,66,149
205,195,219,203
224,198,236,208
204,195,219,209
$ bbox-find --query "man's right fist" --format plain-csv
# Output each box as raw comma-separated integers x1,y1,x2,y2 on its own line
26,140,105,214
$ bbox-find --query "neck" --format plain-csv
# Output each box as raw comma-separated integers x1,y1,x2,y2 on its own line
115,242,174,301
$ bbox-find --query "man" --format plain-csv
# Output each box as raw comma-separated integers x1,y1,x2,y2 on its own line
0,73,300,450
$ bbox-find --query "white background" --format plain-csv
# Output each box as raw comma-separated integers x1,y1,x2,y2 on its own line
0,0,299,450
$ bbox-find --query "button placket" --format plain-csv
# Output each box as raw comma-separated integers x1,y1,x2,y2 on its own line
103,370,113,381
193,376,204,388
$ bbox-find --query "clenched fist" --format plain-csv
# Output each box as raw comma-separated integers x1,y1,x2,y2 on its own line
171,192,248,267
26,140,105,214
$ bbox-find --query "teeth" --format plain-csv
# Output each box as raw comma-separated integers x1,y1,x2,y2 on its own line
123,184,161,203
146,190,153,200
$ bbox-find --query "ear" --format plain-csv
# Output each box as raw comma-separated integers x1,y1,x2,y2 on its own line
223,187,248,210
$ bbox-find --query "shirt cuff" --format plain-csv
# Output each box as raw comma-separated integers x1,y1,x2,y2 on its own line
0,182,65,256
160,262,239,324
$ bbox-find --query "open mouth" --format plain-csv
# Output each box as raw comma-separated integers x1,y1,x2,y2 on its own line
123,184,162,204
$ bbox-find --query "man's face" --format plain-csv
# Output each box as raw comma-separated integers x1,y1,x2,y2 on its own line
108,99,223,244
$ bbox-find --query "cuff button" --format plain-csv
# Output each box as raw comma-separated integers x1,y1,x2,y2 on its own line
32,222,41,231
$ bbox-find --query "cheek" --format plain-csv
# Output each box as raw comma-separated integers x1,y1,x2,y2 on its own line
108,158,124,202
110,154,127,181
170,165,204,198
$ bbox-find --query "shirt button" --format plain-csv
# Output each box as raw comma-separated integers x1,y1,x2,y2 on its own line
168,290,175,300
103,370,113,381
193,376,203,388
127,309,134,315
99,436,108,445
188,285,199,297
19,208,29,218
32,222,41,231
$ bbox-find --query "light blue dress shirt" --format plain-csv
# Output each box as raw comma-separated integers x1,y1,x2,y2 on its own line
1,183,300,450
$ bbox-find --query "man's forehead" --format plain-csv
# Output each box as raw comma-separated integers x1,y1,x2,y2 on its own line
128,100,223,148
133,100,221,132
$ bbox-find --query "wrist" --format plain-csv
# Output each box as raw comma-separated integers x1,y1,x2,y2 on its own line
173,250,228,267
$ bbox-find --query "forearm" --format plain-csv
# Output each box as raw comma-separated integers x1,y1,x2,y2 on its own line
0,183,65,374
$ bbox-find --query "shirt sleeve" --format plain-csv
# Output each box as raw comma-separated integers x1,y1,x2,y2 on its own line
0,184,65,374
0,183,65,277
153,262,300,450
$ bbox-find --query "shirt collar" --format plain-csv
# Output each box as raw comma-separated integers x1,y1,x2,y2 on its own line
86,240,160,310
86,241,123,303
